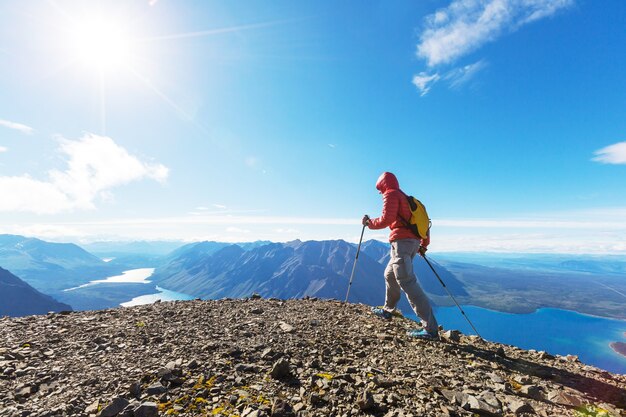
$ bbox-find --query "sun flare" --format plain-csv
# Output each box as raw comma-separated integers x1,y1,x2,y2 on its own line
69,15,133,72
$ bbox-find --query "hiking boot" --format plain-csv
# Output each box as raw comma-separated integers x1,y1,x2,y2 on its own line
407,329,439,340
371,307,392,320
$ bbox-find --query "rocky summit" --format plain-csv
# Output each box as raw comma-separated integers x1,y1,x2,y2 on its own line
1,299,625,417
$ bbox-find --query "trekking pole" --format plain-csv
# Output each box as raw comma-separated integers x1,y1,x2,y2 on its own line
423,255,482,338
344,223,366,303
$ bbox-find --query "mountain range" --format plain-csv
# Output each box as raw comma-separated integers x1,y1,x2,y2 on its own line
151,238,626,320
152,240,388,305
150,239,467,314
2,234,625,322
0,267,71,317
0,234,112,293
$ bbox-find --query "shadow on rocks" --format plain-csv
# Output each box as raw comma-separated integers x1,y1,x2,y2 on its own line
454,342,626,411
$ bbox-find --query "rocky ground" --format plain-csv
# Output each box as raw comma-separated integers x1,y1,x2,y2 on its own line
1,298,625,417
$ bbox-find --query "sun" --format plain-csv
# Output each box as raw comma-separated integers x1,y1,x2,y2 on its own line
69,14,133,72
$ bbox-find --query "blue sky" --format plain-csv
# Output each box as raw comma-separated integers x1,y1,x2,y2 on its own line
0,0,625,253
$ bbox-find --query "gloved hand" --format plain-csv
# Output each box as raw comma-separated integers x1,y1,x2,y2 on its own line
362,215,370,226
418,245,427,257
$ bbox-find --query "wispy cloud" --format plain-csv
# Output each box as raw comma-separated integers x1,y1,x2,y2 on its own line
444,60,487,88
213,204,228,209
413,0,572,96
0,146,7,153
592,141,626,165
412,72,441,96
0,119,35,135
417,0,574,67
0,133,168,214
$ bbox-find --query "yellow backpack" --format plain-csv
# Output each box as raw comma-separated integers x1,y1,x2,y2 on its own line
402,194,431,240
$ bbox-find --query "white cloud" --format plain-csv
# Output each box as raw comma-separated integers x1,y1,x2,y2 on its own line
0,133,169,214
0,119,35,135
412,72,440,96
0,146,7,153
212,204,227,209
592,141,626,165
328,144,336,149
444,60,487,88
417,0,574,67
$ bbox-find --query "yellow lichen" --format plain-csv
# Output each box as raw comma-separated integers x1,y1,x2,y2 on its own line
158,401,172,411
174,395,190,404
255,395,270,405
205,375,217,388
574,404,614,417
508,379,522,391
315,372,334,380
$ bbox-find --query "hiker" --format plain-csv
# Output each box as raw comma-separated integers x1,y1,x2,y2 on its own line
362,172,439,339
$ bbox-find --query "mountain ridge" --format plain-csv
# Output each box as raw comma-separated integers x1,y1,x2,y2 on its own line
0,267,71,317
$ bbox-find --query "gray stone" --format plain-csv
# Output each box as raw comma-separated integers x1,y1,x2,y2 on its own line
520,385,543,400
235,363,258,373
441,330,461,343
129,382,141,398
134,402,158,417
356,390,375,411
440,389,466,405
271,398,294,417
507,398,534,415
14,384,32,399
479,391,502,410
97,397,130,417
495,347,506,358
85,400,99,414
464,394,502,416
278,322,294,333
146,382,167,395
270,358,291,379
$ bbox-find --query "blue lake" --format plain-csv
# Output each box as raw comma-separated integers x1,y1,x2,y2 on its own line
121,286,196,307
409,305,626,374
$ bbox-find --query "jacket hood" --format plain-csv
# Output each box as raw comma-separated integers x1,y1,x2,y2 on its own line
375,172,400,193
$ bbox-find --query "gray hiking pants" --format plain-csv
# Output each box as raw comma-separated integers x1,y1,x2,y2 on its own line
384,239,439,333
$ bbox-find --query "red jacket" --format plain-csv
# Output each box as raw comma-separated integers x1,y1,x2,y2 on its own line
367,172,430,246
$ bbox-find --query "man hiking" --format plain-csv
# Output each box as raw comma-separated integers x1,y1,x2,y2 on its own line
362,171,439,340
